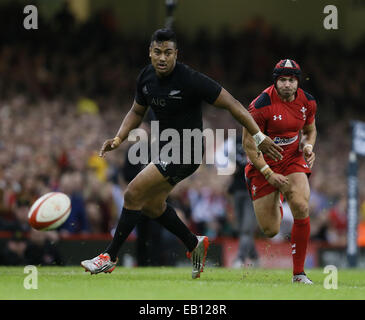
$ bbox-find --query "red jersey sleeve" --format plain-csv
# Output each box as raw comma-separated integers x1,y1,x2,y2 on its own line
305,99,317,126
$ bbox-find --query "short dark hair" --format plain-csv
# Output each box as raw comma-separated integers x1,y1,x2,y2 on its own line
150,28,177,47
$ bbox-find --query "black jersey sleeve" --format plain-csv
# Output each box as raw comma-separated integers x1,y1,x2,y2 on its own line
190,70,222,104
134,68,148,106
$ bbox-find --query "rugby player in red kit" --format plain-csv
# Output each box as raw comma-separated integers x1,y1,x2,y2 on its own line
243,59,317,284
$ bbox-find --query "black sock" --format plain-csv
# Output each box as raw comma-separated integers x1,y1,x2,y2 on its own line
154,204,198,252
105,207,142,261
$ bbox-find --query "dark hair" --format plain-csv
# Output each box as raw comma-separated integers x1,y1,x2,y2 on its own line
150,28,177,47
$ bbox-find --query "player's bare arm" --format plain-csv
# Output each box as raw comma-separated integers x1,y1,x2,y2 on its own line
242,127,289,190
99,101,148,157
213,88,283,161
301,120,317,168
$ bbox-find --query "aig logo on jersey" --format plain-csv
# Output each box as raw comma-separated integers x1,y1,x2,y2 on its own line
273,115,282,121
151,97,166,107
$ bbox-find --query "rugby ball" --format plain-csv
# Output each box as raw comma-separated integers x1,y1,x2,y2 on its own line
28,192,71,231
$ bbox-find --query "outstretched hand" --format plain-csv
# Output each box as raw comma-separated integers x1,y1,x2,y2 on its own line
99,137,121,157
258,136,283,161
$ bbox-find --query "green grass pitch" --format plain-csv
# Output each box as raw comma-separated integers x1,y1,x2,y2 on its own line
1,266,364,300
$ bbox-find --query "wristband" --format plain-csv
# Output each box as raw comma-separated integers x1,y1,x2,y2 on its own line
260,164,269,173
252,131,266,146
260,165,274,180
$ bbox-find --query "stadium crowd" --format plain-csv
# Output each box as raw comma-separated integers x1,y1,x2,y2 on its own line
0,4,365,265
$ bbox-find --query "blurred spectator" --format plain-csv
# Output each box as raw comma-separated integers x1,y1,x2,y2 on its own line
327,195,348,246
58,172,89,234
0,232,28,265
0,230,63,266
187,166,229,239
0,199,31,232
11,199,31,232
24,229,63,265
308,176,331,241
85,200,105,233
84,172,116,232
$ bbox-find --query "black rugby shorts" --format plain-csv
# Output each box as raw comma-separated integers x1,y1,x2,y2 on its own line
153,143,204,185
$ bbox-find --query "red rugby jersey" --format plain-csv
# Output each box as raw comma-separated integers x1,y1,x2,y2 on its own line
246,85,317,173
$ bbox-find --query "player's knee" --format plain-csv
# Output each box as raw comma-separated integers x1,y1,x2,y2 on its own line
124,186,144,208
292,201,309,219
262,226,280,238
264,230,279,238
142,204,164,218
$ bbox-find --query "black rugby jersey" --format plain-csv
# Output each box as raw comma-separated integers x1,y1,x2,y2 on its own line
135,62,222,133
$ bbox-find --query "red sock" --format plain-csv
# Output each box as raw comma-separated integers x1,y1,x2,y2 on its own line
291,216,310,275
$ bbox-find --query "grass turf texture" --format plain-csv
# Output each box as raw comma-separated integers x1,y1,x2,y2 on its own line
1,266,364,300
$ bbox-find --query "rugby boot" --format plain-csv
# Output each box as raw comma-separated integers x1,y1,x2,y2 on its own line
292,272,314,284
81,253,117,275
186,236,209,279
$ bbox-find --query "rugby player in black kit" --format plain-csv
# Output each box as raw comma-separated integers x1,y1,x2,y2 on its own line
81,28,282,279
